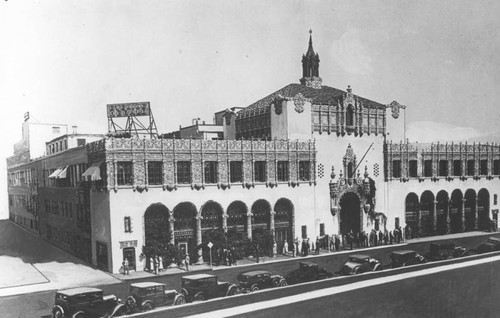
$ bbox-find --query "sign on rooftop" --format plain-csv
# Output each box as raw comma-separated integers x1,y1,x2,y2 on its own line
107,102,151,118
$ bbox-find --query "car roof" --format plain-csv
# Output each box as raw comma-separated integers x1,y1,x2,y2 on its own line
349,254,370,259
240,270,271,276
131,282,166,288
391,250,416,255
57,287,103,296
182,273,216,280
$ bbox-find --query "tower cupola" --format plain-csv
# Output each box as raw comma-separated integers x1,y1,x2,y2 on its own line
300,30,322,89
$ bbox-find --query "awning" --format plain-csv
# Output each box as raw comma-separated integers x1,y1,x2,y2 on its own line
48,168,63,179
82,161,103,181
57,166,69,179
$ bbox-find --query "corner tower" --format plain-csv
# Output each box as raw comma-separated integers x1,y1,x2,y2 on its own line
300,30,322,89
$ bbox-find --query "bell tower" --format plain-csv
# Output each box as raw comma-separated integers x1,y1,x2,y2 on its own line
300,30,322,89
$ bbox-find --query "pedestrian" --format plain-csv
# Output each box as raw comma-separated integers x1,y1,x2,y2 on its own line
149,256,154,272
158,255,163,272
389,231,393,244
315,237,320,254
273,240,277,257
378,230,384,246
231,246,237,266
384,229,389,245
153,256,158,275
255,243,260,263
335,235,340,251
185,254,190,271
297,237,302,255
122,258,129,275
283,241,289,254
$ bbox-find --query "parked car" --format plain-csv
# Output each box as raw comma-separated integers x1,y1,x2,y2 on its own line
390,250,427,268
428,241,472,261
286,261,334,284
180,273,240,302
51,287,125,318
237,270,287,292
337,254,383,275
476,242,500,254
124,282,185,314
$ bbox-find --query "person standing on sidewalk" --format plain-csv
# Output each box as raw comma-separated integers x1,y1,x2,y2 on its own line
185,254,190,271
123,258,130,275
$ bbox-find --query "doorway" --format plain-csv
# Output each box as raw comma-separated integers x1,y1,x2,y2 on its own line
339,192,361,235
122,247,136,271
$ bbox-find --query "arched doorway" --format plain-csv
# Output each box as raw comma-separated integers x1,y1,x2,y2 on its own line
450,190,463,233
227,201,247,234
144,203,171,247
144,203,171,271
339,192,361,235
464,189,476,231
274,198,294,254
173,202,197,260
251,200,272,256
405,193,419,236
200,201,224,262
420,191,435,236
478,188,490,231
436,191,449,235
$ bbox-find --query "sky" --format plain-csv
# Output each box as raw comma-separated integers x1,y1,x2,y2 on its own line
1,0,500,217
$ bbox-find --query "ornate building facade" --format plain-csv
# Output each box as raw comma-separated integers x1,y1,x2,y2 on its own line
7,32,500,273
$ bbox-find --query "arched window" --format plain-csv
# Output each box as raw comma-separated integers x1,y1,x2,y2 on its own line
346,105,354,126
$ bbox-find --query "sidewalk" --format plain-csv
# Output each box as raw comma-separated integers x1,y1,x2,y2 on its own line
111,230,496,281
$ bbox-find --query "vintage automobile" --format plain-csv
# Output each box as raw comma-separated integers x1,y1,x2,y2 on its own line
285,261,334,284
180,273,240,302
337,254,383,275
476,242,500,254
428,241,472,261
390,250,427,268
237,270,287,292
124,282,185,314
51,287,125,318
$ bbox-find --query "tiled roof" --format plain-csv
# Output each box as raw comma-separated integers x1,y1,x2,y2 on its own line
236,83,386,119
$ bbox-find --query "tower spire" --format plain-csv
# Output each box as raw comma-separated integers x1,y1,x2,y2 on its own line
300,29,322,89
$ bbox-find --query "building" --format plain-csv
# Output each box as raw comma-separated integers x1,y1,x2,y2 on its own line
7,32,500,273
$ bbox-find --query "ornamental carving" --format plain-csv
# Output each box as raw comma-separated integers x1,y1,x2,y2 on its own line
292,93,311,113
386,101,406,119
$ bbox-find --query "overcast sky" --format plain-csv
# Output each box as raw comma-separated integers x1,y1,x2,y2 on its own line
1,0,500,217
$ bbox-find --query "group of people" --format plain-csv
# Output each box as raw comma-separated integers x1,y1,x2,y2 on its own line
215,247,237,266
341,226,409,250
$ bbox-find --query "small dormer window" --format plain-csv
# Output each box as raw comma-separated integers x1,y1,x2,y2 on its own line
52,127,60,134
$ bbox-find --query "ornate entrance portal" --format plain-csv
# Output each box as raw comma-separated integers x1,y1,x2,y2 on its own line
339,192,361,235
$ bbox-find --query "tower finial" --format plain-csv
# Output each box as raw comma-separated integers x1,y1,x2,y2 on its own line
309,29,312,35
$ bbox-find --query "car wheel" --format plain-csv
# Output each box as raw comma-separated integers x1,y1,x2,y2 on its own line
374,264,382,271
194,293,206,302
52,309,63,318
73,313,84,318
174,295,186,305
354,267,361,274
143,302,153,312
279,280,288,287
251,285,260,292
227,286,241,296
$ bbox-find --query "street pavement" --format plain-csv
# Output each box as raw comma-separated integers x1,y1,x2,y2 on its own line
0,220,120,297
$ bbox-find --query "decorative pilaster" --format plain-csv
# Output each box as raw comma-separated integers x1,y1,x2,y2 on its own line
169,211,175,245
432,200,438,232
222,213,228,233
474,196,479,230
270,211,276,237
195,213,204,264
461,198,466,232
446,199,451,234
417,208,422,236
246,212,253,240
